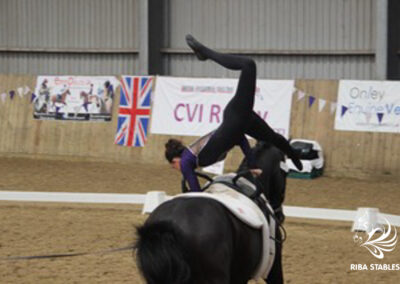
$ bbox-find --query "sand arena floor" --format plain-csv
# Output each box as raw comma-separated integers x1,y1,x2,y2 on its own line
0,157,399,283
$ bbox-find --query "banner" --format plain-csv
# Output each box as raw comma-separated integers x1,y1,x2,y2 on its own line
33,76,119,121
335,80,400,133
151,77,294,138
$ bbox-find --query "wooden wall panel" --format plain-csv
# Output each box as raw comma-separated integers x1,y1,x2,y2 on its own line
0,75,398,180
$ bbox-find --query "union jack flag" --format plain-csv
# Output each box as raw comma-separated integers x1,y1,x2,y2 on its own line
114,76,153,147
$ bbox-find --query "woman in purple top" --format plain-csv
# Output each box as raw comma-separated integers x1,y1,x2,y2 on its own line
165,35,302,192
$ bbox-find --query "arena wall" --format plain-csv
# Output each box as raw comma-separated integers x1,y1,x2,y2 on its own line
1,0,388,80
0,74,398,180
162,0,377,79
0,0,141,75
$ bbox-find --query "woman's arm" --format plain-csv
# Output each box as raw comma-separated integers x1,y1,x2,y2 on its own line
180,149,201,192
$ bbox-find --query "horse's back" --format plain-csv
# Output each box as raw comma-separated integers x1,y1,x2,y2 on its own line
143,197,262,284
147,197,234,249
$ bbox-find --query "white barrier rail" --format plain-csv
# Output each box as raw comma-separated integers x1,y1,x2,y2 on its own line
0,191,146,204
0,191,399,227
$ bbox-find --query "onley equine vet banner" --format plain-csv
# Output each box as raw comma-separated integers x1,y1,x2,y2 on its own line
151,77,295,138
33,76,120,121
335,80,400,133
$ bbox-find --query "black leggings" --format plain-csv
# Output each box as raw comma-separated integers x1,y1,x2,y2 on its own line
196,44,297,167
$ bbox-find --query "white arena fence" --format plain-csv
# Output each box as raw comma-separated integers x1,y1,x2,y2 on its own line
0,191,399,228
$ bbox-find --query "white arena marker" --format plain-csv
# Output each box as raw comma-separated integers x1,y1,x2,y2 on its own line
142,191,171,214
351,207,383,233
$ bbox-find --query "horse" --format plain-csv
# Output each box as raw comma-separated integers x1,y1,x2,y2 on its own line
50,89,71,107
80,91,103,113
237,141,288,223
237,141,288,283
135,143,287,284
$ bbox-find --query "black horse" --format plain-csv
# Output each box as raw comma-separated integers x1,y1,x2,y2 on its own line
135,142,287,284
237,141,288,283
238,141,287,222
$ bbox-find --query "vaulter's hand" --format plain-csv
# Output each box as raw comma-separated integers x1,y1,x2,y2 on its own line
250,168,262,177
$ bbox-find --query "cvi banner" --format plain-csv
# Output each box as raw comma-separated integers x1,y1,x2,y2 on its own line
335,80,400,133
150,76,294,138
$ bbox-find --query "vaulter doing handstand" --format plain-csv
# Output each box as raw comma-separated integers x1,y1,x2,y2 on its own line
165,35,302,192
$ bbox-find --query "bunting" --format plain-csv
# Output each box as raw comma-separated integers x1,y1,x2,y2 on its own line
318,99,326,112
297,90,306,101
294,87,340,117
377,113,384,124
17,86,30,98
30,93,36,103
295,85,391,126
341,106,348,117
0,85,32,106
9,90,15,100
330,102,337,115
1,93,6,104
364,112,373,124
308,96,316,107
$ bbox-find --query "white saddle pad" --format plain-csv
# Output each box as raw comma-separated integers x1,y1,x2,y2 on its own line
174,181,276,280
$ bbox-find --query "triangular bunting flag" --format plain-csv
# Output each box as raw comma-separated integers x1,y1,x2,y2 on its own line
297,90,306,101
364,112,372,123
308,96,316,107
330,102,337,115
9,90,15,100
318,99,326,112
23,86,31,95
17,87,24,98
30,93,36,103
341,105,348,117
1,93,6,103
377,113,384,124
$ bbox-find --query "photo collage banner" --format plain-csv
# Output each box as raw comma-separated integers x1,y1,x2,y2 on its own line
32,76,120,122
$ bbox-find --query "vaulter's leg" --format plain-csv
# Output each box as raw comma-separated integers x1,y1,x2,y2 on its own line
245,112,303,170
186,34,256,117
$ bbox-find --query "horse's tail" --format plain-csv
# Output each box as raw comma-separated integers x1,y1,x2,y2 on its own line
135,221,191,284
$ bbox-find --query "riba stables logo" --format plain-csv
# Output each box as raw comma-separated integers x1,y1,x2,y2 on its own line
353,218,398,259
350,217,399,272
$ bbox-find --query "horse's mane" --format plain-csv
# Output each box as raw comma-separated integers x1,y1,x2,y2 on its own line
136,221,191,284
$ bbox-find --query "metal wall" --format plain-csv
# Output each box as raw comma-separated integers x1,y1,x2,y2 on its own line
0,0,140,75
388,0,400,79
163,0,377,79
0,0,383,79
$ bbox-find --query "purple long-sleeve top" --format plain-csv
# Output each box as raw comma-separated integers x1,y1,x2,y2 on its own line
180,135,252,192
